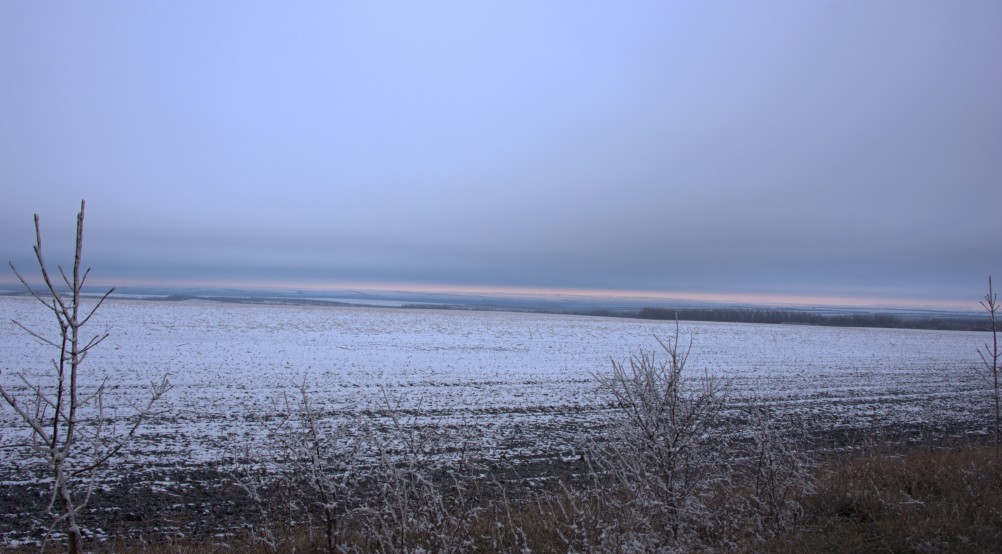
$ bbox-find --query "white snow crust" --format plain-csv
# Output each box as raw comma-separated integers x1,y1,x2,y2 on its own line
0,296,989,477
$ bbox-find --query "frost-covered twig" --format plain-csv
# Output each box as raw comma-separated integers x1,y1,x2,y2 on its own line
977,276,1000,453
231,376,364,553
0,201,170,553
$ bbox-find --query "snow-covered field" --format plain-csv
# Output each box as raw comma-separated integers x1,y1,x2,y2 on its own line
0,295,991,478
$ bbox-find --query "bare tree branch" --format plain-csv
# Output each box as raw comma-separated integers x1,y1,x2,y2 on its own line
976,276,999,453
2,200,170,553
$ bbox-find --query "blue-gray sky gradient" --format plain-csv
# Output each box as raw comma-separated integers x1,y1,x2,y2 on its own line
1,2,999,308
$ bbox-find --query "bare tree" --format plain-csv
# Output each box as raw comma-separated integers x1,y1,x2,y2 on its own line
592,320,728,546
978,276,1000,452
0,200,170,553
585,322,819,549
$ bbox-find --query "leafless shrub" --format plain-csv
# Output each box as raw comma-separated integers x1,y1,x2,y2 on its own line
232,377,364,553
514,475,639,553
233,384,489,553
701,404,814,548
355,388,484,554
0,201,171,553
741,405,814,533
582,321,818,550
589,320,728,547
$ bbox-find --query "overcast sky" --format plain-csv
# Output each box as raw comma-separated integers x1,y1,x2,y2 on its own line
1,2,999,309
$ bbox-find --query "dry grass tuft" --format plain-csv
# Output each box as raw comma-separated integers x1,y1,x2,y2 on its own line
772,445,1002,553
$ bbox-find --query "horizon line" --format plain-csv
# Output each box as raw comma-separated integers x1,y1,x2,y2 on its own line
0,275,983,312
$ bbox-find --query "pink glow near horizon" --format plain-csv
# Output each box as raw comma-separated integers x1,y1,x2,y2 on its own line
0,274,979,311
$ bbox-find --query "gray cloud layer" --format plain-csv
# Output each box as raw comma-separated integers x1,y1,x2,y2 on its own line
1,2,999,306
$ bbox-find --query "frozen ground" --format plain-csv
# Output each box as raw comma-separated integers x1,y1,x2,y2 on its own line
0,296,992,542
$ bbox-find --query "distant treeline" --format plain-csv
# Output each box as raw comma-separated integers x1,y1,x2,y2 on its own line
629,307,988,332
4,290,985,332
